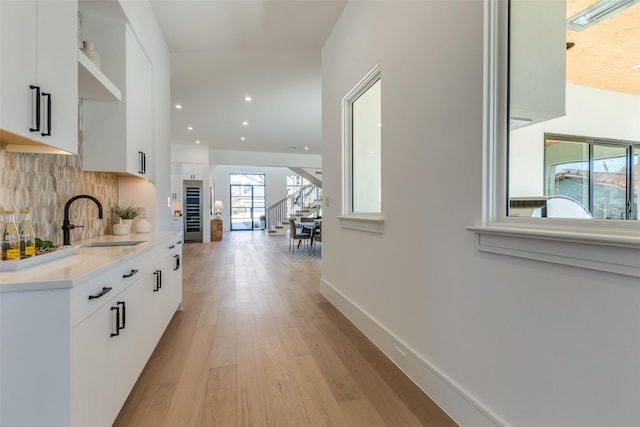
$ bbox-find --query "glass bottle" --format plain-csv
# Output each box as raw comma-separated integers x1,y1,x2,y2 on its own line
19,209,36,257
0,208,5,260
3,210,20,260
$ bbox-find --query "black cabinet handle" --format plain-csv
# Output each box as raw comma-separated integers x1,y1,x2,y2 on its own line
122,269,139,278
153,270,162,292
168,244,175,249
138,151,146,175
111,305,120,337
29,85,40,132
41,92,51,136
88,286,112,300
111,301,126,337
174,254,180,270
117,301,126,329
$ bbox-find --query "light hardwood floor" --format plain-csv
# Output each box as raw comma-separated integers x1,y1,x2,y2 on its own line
114,231,456,427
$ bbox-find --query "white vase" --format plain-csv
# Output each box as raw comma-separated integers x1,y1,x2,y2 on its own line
80,40,101,69
134,218,152,233
113,219,133,235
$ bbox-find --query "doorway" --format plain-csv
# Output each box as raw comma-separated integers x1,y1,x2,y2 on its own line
230,173,266,231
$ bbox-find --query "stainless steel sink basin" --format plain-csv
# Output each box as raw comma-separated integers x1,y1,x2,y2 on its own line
83,240,144,247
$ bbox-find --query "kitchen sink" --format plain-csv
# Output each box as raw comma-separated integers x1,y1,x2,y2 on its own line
82,240,144,247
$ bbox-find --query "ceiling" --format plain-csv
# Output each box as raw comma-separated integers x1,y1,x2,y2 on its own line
150,0,639,156
567,0,640,95
149,0,346,156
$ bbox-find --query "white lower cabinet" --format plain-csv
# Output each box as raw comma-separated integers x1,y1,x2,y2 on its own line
72,239,182,427
0,234,183,427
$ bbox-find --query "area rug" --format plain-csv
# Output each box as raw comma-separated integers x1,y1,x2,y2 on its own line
282,244,322,262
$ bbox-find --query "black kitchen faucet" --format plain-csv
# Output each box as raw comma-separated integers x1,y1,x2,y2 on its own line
62,195,103,246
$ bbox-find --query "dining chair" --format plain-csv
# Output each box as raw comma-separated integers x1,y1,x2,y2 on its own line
289,219,311,253
310,221,322,255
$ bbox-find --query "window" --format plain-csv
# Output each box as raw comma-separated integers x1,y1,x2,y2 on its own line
339,64,383,233
229,173,265,231
538,135,640,220
468,0,640,278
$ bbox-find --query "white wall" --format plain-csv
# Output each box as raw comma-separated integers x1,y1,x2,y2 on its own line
118,0,171,231
322,2,640,426
510,83,640,196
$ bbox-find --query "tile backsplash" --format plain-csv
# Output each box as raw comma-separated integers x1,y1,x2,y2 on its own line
0,143,118,246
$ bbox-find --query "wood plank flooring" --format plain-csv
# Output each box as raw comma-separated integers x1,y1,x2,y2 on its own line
113,231,456,427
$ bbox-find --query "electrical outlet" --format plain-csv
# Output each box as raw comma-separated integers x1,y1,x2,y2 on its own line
394,346,407,369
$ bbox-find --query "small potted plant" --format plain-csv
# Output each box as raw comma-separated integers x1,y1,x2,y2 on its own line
111,204,141,235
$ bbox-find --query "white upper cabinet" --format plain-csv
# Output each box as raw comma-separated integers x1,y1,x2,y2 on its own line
0,0,78,154
81,20,153,180
509,0,566,129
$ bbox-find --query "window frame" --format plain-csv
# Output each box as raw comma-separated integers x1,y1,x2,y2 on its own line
338,64,384,234
467,0,640,278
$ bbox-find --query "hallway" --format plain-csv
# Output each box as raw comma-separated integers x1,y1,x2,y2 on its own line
114,231,456,426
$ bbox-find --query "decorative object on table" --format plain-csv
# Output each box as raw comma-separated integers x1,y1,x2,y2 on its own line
111,205,141,235
214,200,224,218
80,40,101,69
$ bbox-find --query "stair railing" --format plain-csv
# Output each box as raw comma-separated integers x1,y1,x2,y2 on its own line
266,184,320,231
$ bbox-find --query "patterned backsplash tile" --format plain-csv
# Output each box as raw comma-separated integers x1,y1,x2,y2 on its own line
0,144,118,246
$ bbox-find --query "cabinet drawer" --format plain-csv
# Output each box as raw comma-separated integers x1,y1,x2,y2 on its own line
72,252,152,325
72,268,121,326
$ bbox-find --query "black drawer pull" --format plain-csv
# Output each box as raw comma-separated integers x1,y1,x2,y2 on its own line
88,286,112,300
174,254,180,270
122,269,139,278
168,244,175,249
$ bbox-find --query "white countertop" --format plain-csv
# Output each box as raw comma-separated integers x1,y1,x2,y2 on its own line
0,231,182,292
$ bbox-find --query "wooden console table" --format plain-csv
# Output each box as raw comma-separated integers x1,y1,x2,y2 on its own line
211,218,223,241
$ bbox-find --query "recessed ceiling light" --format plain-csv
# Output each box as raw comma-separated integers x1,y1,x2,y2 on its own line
242,121,248,126
175,104,182,109
195,140,200,144
187,126,193,130
241,137,246,141
245,96,252,102
567,0,640,32
304,147,309,150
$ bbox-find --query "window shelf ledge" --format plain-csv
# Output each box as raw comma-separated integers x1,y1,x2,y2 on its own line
338,215,384,234
467,224,640,278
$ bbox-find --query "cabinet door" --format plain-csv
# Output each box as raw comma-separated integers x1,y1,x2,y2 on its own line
171,163,183,200
72,300,117,427
183,163,203,180
125,27,153,178
0,0,77,153
111,279,147,411
0,1,37,139
36,0,78,154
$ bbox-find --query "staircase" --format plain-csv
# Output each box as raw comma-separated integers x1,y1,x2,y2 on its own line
266,183,322,236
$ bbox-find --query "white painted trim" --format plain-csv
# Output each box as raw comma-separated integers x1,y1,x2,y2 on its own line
337,214,384,233
471,0,640,274
320,278,509,427
342,64,382,218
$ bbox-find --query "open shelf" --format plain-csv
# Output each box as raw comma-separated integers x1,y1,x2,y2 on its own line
78,49,121,101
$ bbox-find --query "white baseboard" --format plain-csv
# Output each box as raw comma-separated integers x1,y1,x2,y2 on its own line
320,278,508,427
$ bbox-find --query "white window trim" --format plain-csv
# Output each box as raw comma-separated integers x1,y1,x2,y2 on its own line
340,64,384,234
467,0,640,278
